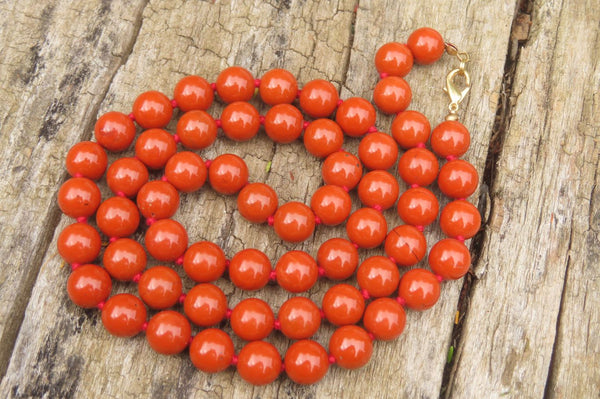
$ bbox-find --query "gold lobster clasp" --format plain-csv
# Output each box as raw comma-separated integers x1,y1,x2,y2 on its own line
443,42,471,120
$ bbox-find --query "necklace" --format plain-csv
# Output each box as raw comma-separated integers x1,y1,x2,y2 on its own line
56,26,481,386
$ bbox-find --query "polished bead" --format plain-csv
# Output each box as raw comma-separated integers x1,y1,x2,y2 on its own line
237,183,278,223
357,256,400,298
57,177,102,218
329,325,373,369
321,151,363,190
96,196,140,238
373,76,412,114
259,68,298,105
310,185,352,226
407,27,445,65
220,101,261,141
384,224,427,266
438,159,479,199
103,238,147,281
132,91,173,129
215,66,255,103
228,248,271,291
67,264,111,308
397,187,439,226
144,219,188,262
189,329,234,373
439,200,481,239
230,298,274,341
94,111,136,152
264,104,304,143
397,147,439,186
57,223,101,264
106,157,149,197
101,293,147,337
428,238,471,280
275,250,319,293
284,340,329,384
358,132,399,170
303,119,344,158
136,181,180,220
299,79,339,118
335,97,376,137
316,238,359,280
273,202,315,242
208,153,249,195
391,110,431,149
184,283,228,326
183,241,227,283
164,151,207,192
357,170,400,211
398,268,441,310
176,110,218,150
138,265,182,309
66,141,107,180
237,341,281,385
363,297,406,340
278,297,321,340
431,120,470,158
146,310,191,355
134,128,177,170
322,284,365,326
374,42,413,77
346,208,388,249
173,75,213,111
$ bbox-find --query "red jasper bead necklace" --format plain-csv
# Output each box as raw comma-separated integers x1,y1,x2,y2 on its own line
57,27,481,386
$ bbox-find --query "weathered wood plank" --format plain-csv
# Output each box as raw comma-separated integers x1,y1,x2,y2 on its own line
0,0,148,379
447,0,600,397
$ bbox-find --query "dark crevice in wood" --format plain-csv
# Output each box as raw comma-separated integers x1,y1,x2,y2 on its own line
440,0,533,397
340,1,359,90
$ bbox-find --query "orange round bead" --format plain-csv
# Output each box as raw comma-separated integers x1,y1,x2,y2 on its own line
176,110,218,150
398,268,441,310
431,120,471,158
138,265,182,309
277,296,321,340
357,256,400,298
264,104,304,143
136,181,180,220
183,241,227,283
373,76,412,114
391,110,431,149
220,101,261,142
94,111,136,152
299,79,339,118
358,132,399,170
335,97,376,137
407,27,445,65
374,42,414,77
429,238,471,280
106,157,149,197
322,284,365,326
237,183,278,223
164,151,207,192
397,187,439,226
230,298,274,341
273,202,315,243
67,264,112,308
189,328,234,373
357,170,400,211
66,141,107,180
316,238,359,280
134,128,177,170
184,283,228,326
144,219,188,262
215,66,255,103
208,153,249,195
237,341,281,385
275,250,319,293
228,248,271,291
322,151,363,190
363,297,406,340
284,340,329,384
259,68,298,105
385,224,427,266
173,75,213,111
310,185,352,226
96,196,140,238
397,147,439,186
132,91,173,129
57,177,102,218
146,310,191,355
346,208,388,249
101,293,147,337
303,119,344,158
438,159,479,199
57,223,102,264
329,325,373,369
103,238,147,281
439,200,481,239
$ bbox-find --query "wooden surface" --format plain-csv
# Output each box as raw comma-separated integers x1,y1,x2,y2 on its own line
0,0,598,398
